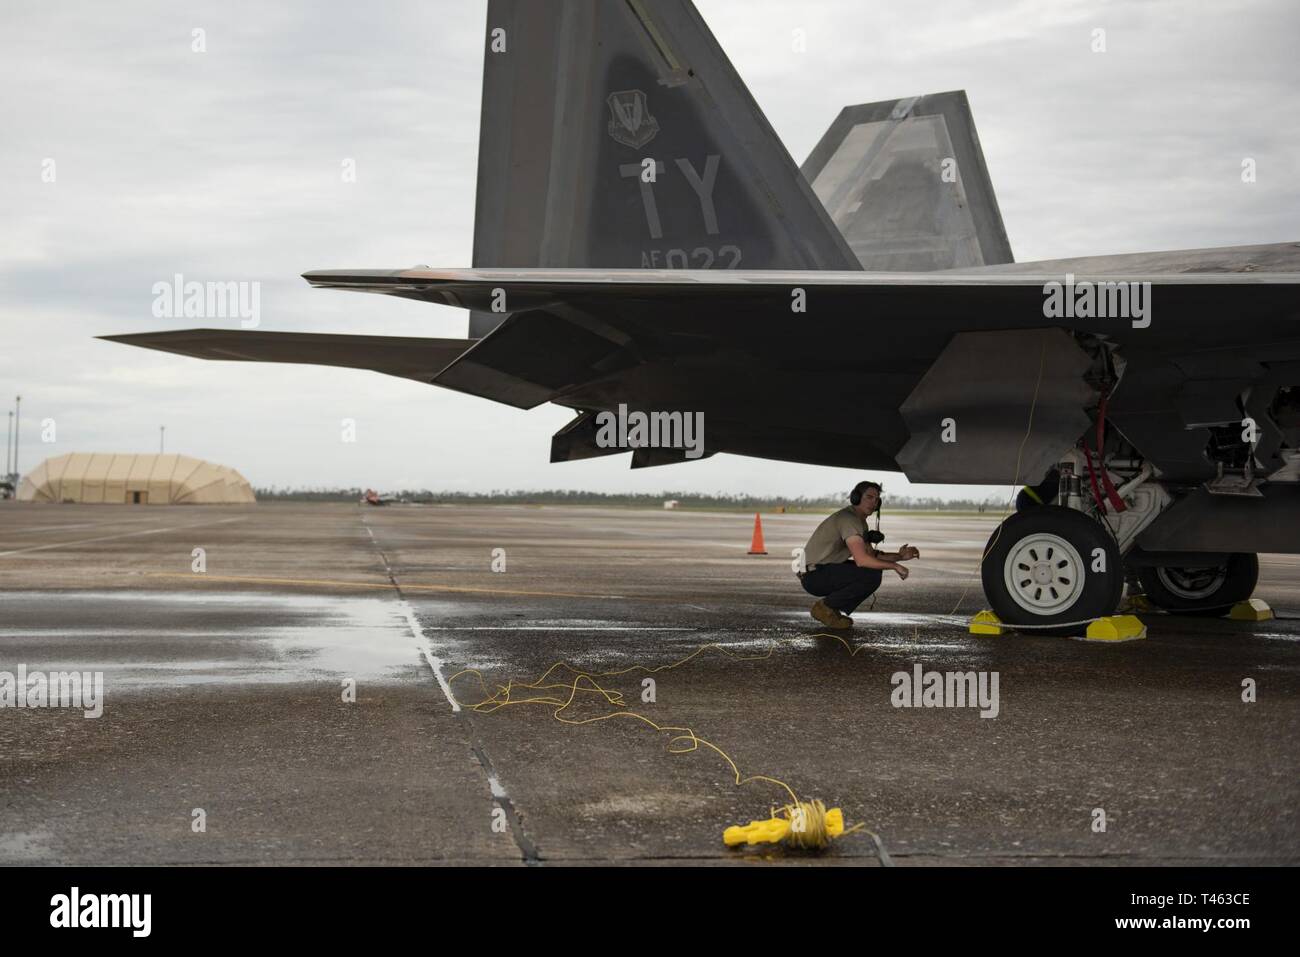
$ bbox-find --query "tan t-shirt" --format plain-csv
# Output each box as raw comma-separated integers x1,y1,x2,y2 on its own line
803,506,868,568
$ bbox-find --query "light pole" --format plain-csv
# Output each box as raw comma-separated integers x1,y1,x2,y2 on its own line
160,425,165,454
12,395,19,477
5,409,11,477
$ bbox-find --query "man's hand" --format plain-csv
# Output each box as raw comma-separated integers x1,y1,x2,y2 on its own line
892,563,909,580
898,544,920,561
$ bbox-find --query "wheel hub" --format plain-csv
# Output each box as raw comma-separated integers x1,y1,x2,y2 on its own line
1156,564,1228,601
1004,533,1086,616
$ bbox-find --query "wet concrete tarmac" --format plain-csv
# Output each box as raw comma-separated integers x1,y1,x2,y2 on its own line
1,502,1297,865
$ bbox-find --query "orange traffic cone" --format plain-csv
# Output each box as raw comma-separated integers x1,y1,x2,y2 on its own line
747,513,768,555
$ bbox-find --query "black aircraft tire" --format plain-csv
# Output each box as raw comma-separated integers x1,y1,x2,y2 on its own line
980,507,1123,636
1138,553,1259,617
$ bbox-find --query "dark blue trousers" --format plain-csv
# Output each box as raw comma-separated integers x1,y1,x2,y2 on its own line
800,561,883,613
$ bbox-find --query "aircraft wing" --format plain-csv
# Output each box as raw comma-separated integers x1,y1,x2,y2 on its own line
303,260,1300,309
98,329,475,385
107,257,1300,483
957,241,1300,276
301,260,1300,482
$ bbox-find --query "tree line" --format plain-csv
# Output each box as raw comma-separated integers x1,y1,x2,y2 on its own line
253,487,1003,511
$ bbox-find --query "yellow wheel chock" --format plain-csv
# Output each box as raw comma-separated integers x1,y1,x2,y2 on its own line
1083,615,1147,642
969,610,1004,636
969,610,1148,641
1228,598,1274,621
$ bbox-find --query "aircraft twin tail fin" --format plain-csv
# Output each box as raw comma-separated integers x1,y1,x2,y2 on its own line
470,0,860,335
802,90,1014,271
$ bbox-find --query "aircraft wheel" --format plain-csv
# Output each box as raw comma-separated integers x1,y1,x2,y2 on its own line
1137,553,1259,617
980,506,1123,636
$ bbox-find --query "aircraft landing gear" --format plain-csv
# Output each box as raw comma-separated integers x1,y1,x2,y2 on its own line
1137,553,1260,617
980,506,1123,636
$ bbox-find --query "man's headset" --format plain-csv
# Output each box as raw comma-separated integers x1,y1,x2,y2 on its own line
850,481,886,545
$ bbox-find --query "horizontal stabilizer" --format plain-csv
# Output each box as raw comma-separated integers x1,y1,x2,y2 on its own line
433,307,645,409
98,329,475,385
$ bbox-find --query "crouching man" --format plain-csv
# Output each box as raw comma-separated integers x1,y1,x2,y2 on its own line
797,480,918,629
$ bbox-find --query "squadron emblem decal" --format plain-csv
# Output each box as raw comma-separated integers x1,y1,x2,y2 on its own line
606,89,660,148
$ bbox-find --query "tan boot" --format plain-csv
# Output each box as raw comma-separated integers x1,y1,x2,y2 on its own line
811,600,852,629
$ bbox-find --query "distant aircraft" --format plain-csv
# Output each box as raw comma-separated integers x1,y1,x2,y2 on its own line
106,0,1300,633
361,489,397,507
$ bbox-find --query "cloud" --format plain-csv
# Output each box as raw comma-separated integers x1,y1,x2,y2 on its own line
2,0,1296,497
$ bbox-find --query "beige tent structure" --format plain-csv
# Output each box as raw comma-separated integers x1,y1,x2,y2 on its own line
17,454,255,505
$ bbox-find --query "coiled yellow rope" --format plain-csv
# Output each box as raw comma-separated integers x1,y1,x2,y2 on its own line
782,799,832,850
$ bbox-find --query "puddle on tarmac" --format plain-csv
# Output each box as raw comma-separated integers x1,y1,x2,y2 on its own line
0,591,469,690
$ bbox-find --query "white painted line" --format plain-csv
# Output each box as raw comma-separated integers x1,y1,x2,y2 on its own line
363,520,462,713
399,598,462,713
0,517,245,557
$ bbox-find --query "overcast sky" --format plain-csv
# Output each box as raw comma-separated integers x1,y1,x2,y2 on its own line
2,0,1297,498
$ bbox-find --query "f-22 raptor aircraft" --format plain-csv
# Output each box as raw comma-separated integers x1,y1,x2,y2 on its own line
106,0,1300,634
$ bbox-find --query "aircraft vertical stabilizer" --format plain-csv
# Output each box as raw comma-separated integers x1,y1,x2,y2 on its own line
469,0,860,336
802,91,1014,271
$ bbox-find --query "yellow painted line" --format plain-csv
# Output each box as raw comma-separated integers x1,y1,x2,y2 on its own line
146,572,637,601
1,518,170,537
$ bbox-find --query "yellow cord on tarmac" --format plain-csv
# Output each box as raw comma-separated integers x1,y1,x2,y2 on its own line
444,338,1049,851
449,636,882,853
